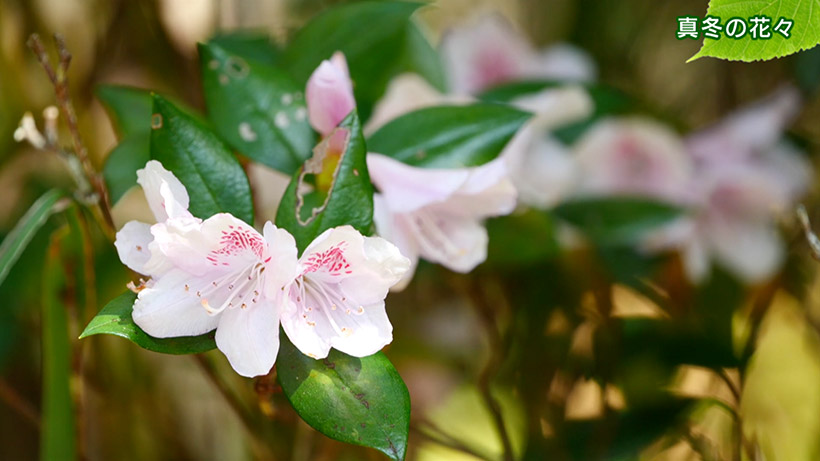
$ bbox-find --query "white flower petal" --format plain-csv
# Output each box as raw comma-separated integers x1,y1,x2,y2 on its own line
402,210,488,273
575,118,692,202
686,86,800,165
708,220,784,283
510,134,579,208
262,222,299,299
300,226,410,299
137,160,192,222
510,85,594,129
442,15,536,94
531,44,597,82
367,153,470,213
114,220,154,275
151,213,266,277
445,158,518,217
374,194,419,291
132,268,221,338
215,300,280,378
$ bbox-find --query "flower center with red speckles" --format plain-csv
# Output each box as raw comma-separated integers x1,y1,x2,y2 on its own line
302,242,352,276
207,225,267,266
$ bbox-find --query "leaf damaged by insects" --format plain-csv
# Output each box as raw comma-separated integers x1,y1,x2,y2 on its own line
295,127,351,225
275,109,373,253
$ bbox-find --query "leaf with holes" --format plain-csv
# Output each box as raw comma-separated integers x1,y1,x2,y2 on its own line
80,291,217,354
277,334,410,460
200,41,316,174
689,0,820,62
150,95,254,224
280,1,425,120
367,103,531,168
275,110,372,252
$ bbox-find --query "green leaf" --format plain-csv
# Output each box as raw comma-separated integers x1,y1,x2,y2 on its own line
98,86,153,203
41,231,76,461
103,135,150,204
200,41,316,174
150,94,254,224
486,211,558,266
277,335,410,461
97,85,153,137
280,1,423,120
275,110,372,252
689,0,820,62
551,196,683,246
80,291,217,354
367,104,531,168
402,21,447,92
208,31,280,66
0,189,64,289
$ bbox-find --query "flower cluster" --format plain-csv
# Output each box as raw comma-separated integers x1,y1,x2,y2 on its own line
365,14,810,285
116,161,409,377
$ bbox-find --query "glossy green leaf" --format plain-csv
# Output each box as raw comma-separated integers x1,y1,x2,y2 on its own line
280,1,423,120
200,41,315,174
551,196,683,246
97,85,153,137
41,231,76,461
402,20,447,92
103,135,150,203
150,95,254,224
367,104,531,168
277,335,410,461
0,189,64,289
98,86,153,204
275,110,372,252
689,0,820,62
208,31,280,66
80,291,217,354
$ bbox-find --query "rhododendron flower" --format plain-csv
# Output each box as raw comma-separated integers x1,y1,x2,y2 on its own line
441,15,595,95
306,51,355,136
368,153,517,290
115,161,297,377
656,88,810,283
115,161,409,377
573,118,694,203
280,226,410,358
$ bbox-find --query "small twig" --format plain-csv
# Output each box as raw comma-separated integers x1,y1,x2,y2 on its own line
26,33,116,234
456,275,515,461
192,355,276,460
715,369,741,405
797,205,820,261
410,420,493,460
0,378,40,429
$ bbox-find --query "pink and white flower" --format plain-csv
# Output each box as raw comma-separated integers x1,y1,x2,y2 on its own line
441,15,596,95
368,153,517,289
572,118,694,203
115,161,298,377
115,161,409,377
668,88,810,283
281,226,410,358
306,51,356,137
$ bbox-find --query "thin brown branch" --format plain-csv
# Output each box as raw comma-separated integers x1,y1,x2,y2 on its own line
457,275,515,461
26,33,116,234
0,378,40,429
192,354,276,460
411,420,492,460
